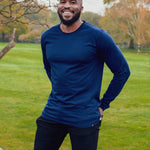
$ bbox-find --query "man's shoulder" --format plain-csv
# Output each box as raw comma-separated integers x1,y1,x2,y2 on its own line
41,24,60,38
84,21,109,37
84,22,116,49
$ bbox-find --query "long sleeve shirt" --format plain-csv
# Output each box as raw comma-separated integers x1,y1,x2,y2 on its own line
40,21,130,128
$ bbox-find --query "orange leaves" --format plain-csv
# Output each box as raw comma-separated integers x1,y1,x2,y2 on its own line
100,0,150,46
0,0,46,24
0,0,24,24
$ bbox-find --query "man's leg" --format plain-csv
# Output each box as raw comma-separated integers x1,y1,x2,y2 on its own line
69,121,101,150
34,117,68,150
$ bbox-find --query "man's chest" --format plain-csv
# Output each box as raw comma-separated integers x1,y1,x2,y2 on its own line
45,36,97,64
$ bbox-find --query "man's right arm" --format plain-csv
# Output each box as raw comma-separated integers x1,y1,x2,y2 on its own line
41,34,51,81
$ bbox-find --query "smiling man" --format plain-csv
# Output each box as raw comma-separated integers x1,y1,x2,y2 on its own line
34,0,130,150
58,0,83,26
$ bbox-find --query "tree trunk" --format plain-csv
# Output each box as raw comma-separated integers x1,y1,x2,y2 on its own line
137,42,141,53
0,28,16,60
2,32,5,42
129,38,135,49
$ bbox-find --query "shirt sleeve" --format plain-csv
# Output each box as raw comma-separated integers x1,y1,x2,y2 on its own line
97,31,130,111
41,33,51,81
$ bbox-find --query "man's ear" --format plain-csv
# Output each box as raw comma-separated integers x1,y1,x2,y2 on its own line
81,6,84,12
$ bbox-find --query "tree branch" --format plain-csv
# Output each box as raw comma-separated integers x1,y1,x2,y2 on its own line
0,0,46,24
0,28,16,60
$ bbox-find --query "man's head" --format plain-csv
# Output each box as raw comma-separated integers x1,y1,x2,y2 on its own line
57,0,83,26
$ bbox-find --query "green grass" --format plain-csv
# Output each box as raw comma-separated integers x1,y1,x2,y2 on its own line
0,43,150,150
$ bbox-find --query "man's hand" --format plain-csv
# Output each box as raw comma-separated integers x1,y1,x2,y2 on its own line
99,107,103,121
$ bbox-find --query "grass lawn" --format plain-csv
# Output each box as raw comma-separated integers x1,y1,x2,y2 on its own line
0,43,150,150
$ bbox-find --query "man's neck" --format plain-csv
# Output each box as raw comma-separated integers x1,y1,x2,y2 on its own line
60,19,83,33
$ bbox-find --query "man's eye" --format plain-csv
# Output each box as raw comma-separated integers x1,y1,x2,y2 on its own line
60,1,65,3
71,1,76,4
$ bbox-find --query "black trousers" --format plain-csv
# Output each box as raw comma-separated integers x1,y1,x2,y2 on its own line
34,116,101,150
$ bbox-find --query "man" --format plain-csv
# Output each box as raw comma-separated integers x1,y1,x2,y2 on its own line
34,0,130,150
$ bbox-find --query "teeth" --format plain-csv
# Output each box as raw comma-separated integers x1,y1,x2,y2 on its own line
63,12,71,14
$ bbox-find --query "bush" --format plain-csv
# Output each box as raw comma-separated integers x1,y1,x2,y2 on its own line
18,29,41,43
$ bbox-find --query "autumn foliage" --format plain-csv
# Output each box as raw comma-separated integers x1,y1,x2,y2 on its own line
0,0,47,59
101,0,150,49
0,0,150,50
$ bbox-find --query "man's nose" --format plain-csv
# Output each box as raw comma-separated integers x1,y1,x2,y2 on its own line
64,2,71,8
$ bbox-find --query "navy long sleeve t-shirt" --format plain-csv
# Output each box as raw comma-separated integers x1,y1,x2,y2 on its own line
41,21,130,128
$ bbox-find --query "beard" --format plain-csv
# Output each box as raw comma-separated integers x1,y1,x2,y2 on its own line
58,9,81,26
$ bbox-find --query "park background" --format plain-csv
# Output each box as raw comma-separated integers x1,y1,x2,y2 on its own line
0,0,150,150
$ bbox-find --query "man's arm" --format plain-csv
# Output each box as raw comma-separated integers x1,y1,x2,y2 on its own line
41,34,51,81
100,61,130,111
98,31,130,111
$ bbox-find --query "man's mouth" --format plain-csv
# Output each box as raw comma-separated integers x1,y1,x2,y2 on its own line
63,12,72,14
61,9,74,14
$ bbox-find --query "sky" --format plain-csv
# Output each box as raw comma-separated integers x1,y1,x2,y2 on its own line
39,0,106,15
82,0,105,15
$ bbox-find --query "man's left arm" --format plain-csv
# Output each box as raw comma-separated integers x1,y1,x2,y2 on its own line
98,32,131,111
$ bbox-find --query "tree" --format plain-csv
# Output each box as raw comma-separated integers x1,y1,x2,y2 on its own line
81,12,102,28
0,28,16,59
25,7,52,29
0,0,46,24
101,0,150,50
0,21,29,42
50,11,60,25
104,0,116,3
0,0,47,59
18,7,53,43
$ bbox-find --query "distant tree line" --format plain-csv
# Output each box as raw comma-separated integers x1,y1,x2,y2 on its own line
0,3,102,44
1,0,150,51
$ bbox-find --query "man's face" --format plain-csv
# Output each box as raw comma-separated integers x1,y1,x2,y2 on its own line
58,0,83,26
